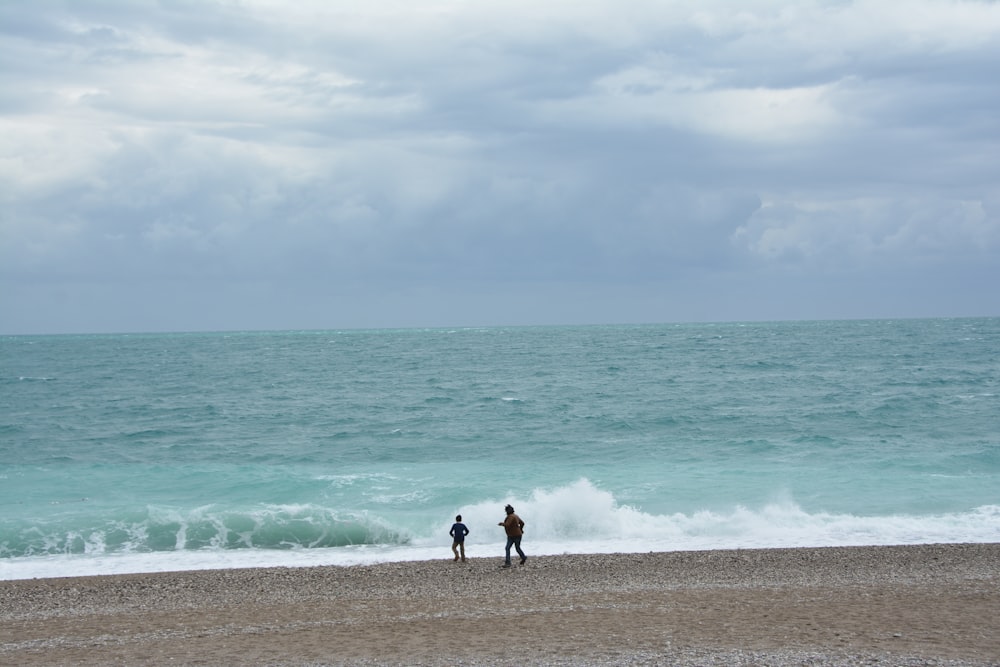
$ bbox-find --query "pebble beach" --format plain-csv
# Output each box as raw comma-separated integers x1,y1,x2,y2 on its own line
2,543,998,666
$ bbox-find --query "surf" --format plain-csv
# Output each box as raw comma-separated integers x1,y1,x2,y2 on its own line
3,478,998,581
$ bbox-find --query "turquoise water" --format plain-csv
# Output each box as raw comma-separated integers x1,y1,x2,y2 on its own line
2,319,998,579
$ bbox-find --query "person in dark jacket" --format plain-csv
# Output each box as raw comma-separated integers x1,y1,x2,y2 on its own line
498,504,526,567
450,515,469,562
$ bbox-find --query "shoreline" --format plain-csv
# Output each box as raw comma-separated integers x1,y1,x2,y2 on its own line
2,543,998,666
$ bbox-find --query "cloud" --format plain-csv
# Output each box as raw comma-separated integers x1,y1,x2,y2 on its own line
1,0,998,333
735,196,1000,266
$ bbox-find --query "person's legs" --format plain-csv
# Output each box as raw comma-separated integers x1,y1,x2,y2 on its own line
459,542,466,561
504,536,514,565
452,542,460,561
513,536,526,563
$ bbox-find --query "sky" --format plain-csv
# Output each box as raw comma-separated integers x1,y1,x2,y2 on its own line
2,0,999,334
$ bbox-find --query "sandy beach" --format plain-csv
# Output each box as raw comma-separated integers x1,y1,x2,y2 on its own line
2,543,998,666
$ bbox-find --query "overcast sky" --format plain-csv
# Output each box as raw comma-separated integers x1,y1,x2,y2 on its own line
2,0,999,334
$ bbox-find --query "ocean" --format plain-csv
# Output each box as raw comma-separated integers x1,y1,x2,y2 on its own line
2,318,998,580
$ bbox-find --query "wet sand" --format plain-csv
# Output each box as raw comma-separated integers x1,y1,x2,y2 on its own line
2,543,998,666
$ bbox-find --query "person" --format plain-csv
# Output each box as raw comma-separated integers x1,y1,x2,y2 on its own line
498,504,526,567
449,514,469,562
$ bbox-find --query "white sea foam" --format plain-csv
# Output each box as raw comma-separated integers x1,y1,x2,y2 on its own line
5,480,996,581
433,479,1000,551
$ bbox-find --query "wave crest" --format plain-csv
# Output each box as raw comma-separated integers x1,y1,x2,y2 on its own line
446,478,1000,552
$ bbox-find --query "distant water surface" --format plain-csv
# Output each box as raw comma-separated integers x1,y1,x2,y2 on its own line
2,318,998,579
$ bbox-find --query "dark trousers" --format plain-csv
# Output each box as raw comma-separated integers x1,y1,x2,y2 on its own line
505,535,525,564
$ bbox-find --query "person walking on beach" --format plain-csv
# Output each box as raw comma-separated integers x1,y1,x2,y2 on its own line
450,515,469,562
498,504,526,567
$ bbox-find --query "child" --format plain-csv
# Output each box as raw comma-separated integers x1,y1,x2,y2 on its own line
449,514,469,562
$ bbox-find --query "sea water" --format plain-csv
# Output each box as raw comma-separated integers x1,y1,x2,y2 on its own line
2,319,998,580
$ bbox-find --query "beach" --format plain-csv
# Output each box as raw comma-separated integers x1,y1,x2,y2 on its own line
1,543,998,666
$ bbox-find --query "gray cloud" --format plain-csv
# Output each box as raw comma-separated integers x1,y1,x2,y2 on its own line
1,0,998,333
